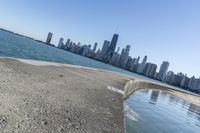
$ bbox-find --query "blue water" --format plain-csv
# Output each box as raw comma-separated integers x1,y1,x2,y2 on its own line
124,89,200,133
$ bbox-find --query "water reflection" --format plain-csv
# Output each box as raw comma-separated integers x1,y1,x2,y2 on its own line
149,90,160,105
140,89,150,94
188,103,200,122
125,89,200,133
160,91,168,97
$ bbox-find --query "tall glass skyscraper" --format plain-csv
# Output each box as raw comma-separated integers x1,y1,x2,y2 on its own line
108,34,119,57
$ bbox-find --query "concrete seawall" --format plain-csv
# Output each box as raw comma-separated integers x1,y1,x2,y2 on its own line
123,79,200,106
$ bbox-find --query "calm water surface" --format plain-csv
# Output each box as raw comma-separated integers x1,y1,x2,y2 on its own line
124,89,200,133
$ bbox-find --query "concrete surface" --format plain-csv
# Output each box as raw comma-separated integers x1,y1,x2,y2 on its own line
0,58,129,133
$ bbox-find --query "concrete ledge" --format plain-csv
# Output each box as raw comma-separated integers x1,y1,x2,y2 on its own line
124,79,200,105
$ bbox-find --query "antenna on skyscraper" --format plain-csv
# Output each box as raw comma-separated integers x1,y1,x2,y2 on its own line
114,26,119,34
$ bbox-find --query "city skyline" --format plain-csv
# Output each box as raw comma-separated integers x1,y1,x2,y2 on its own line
53,32,200,93
0,0,200,77
47,31,198,79
54,32,169,76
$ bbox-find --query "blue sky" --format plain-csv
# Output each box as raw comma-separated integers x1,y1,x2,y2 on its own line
0,0,200,77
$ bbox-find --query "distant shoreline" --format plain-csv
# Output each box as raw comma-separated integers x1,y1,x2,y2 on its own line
0,28,55,47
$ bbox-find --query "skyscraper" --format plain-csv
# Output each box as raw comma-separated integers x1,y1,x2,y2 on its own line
137,56,147,74
65,39,70,46
158,61,169,81
137,56,140,63
93,42,98,52
130,58,137,71
143,63,151,76
81,45,90,56
149,63,157,78
109,52,120,66
126,56,132,70
125,45,131,53
164,71,175,84
95,48,102,60
101,40,110,59
107,34,119,57
88,45,91,51
46,32,53,44
143,63,157,78
119,45,130,69
57,38,64,48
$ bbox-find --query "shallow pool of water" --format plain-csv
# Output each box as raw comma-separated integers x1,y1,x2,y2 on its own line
124,89,200,133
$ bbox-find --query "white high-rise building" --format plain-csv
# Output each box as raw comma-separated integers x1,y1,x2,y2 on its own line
158,61,169,81
57,38,64,48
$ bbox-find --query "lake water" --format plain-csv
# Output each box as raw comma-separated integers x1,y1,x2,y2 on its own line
0,29,199,133
0,29,144,79
124,89,200,133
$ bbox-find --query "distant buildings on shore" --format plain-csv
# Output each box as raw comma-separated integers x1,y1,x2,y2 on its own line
44,32,200,94
45,32,55,47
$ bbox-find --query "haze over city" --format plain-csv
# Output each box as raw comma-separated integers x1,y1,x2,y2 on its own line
0,0,200,77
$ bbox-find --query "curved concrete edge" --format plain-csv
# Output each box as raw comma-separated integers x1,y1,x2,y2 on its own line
123,79,200,105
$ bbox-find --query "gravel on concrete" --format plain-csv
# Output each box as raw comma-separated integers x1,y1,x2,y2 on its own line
0,58,129,133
